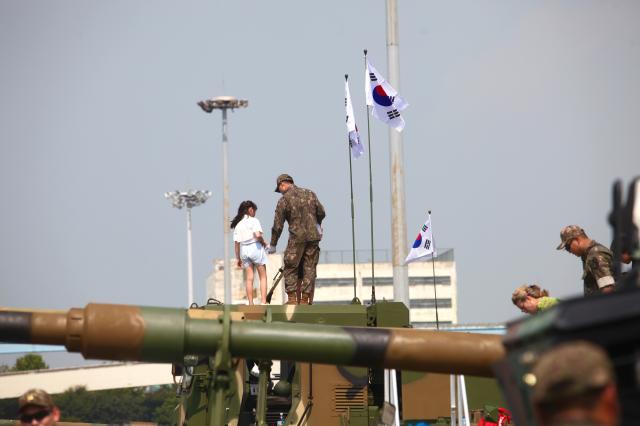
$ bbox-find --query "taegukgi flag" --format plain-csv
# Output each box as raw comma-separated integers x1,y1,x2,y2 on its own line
365,59,408,131
345,78,364,159
405,214,437,264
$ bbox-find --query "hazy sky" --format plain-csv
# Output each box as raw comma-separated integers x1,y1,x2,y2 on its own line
1,1,639,323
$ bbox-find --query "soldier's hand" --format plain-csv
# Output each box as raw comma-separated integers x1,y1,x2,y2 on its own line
266,245,276,254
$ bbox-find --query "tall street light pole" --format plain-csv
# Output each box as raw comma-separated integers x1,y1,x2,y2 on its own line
165,190,212,306
198,96,248,304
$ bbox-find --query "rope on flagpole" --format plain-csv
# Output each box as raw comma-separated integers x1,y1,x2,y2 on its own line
346,74,360,305
364,49,376,305
429,210,440,330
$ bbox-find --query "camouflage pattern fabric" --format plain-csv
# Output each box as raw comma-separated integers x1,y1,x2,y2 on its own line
270,185,325,245
581,241,615,295
530,340,614,405
556,225,586,250
270,184,324,296
19,388,55,412
283,240,320,294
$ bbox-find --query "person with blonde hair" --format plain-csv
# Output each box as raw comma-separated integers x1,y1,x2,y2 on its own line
512,284,559,315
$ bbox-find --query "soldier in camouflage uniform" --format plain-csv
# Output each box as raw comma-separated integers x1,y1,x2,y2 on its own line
269,174,325,305
557,225,616,295
529,341,619,426
18,388,61,425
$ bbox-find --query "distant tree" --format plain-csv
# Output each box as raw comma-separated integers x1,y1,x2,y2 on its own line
91,388,146,423
12,354,48,371
34,384,180,423
146,386,179,424
0,397,18,420
0,364,11,373
1,384,179,423
55,386,94,422
154,395,179,425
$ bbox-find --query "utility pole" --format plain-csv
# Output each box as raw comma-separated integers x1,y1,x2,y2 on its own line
198,96,248,304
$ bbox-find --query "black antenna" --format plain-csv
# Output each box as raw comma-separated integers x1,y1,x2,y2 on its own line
429,211,440,330
345,74,360,305
364,48,376,304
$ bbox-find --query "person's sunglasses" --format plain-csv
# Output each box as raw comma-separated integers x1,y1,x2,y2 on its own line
20,410,50,423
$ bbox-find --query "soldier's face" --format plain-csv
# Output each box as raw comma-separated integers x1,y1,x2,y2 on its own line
278,182,288,193
20,406,59,426
565,239,579,256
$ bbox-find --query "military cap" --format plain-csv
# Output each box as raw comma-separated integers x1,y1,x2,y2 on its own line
274,173,294,192
18,388,55,412
530,341,615,405
556,225,586,250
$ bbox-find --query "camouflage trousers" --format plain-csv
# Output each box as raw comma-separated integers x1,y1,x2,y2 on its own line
283,240,320,295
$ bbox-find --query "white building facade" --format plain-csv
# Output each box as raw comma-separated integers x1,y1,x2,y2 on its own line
206,249,457,327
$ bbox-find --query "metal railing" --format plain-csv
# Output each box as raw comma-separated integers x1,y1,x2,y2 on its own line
318,248,453,264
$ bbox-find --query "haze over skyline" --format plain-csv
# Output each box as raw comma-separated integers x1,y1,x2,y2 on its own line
1,1,639,323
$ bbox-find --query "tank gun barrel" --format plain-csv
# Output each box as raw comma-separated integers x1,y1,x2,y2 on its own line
0,303,504,377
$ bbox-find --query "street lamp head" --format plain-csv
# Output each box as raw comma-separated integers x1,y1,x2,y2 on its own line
198,96,248,113
214,95,237,103
165,190,212,210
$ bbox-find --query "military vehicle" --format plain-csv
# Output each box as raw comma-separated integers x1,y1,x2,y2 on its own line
2,178,639,426
1,301,505,425
3,290,640,426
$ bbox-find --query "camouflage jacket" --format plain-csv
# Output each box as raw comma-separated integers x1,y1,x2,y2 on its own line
270,185,325,246
581,241,615,295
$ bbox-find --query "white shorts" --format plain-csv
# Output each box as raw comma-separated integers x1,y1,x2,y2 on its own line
240,242,268,268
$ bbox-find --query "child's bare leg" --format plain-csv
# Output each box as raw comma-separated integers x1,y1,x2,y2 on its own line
256,264,267,304
245,265,255,305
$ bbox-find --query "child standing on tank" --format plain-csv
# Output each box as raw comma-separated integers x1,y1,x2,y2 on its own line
231,200,269,305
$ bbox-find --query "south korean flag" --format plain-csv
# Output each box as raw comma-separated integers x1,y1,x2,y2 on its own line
345,77,364,159
405,214,437,264
365,59,409,132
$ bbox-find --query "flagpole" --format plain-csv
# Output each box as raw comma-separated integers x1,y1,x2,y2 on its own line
429,210,440,330
386,0,410,310
345,74,359,304
363,49,376,304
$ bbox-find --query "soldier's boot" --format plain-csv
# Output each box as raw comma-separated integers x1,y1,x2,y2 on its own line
285,292,298,305
299,293,310,305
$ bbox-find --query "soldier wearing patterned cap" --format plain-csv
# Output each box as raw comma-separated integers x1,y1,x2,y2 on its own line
268,174,325,305
557,225,616,295
18,388,60,425
529,341,619,426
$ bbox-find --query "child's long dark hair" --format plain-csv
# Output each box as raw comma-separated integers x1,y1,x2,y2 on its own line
230,200,257,229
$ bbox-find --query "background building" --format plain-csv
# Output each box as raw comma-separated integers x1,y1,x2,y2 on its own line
206,249,457,326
